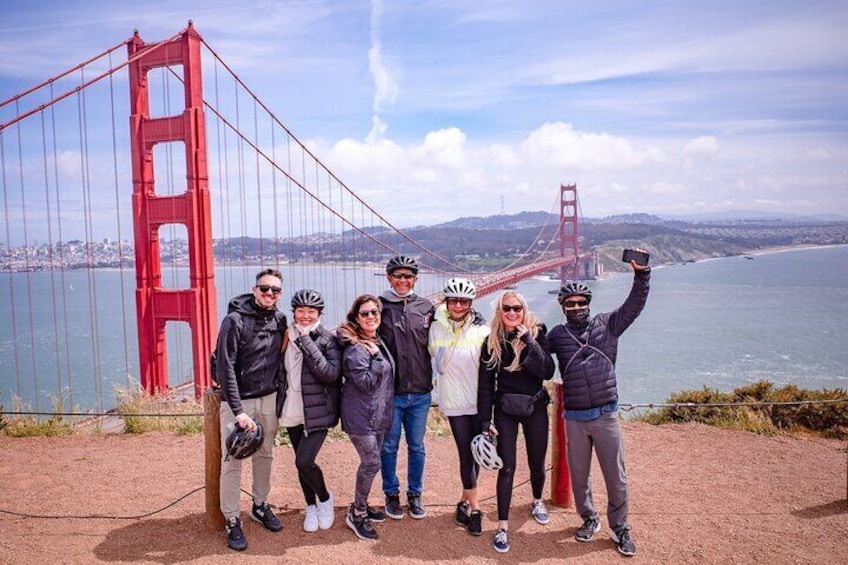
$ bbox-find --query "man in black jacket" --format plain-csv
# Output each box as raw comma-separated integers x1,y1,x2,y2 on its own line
547,256,650,557
378,255,435,520
216,268,287,551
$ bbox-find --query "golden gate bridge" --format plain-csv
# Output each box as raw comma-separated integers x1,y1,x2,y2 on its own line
0,24,594,413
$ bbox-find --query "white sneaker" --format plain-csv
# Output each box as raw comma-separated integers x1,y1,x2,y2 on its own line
317,492,335,530
303,504,319,532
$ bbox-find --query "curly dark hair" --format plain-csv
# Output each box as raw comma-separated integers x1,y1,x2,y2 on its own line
337,294,381,345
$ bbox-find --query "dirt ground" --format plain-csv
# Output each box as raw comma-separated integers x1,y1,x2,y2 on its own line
0,421,846,565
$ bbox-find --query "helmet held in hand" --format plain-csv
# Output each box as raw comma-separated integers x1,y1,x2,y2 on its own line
225,422,265,461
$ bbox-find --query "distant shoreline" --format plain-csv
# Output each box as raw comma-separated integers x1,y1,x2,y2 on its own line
591,242,847,281
746,242,848,256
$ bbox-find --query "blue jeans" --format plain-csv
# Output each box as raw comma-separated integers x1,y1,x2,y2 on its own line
381,392,431,496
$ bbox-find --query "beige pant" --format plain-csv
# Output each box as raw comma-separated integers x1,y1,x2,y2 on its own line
219,393,278,519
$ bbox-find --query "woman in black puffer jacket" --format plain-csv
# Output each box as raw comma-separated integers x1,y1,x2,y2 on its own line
279,289,342,533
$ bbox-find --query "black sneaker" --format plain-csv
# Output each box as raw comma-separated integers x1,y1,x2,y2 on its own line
250,501,283,532
346,505,378,541
408,494,426,519
455,501,471,526
467,510,483,536
367,505,387,523
225,516,247,551
575,517,601,542
385,493,404,520
611,526,636,556
493,528,509,553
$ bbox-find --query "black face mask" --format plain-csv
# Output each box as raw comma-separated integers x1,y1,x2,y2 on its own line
565,308,590,325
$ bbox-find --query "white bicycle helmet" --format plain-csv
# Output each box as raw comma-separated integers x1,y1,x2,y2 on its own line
471,433,503,471
443,277,477,300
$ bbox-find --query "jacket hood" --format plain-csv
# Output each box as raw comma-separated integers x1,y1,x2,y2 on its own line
380,289,417,303
228,293,277,318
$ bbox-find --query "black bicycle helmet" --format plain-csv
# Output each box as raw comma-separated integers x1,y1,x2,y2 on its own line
225,422,264,461
385,255,419,275
557,281,592,305
291,288,325,310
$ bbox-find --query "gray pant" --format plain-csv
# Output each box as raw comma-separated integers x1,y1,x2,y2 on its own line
219,393,278,519
565,410,629,531
348,432,385,512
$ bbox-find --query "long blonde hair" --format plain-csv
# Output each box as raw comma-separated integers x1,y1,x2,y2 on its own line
485,290,542,372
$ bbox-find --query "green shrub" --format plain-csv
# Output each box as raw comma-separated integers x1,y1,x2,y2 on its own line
1,393,76,437
637,381,847,439
116,387,203,434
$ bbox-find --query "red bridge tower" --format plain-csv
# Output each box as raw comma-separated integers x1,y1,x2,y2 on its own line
127,24,217,398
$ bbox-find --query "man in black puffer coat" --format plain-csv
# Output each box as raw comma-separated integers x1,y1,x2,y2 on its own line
215,268,287,551
547,255,650,558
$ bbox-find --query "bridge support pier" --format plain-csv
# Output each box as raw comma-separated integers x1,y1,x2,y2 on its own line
551,383,573,508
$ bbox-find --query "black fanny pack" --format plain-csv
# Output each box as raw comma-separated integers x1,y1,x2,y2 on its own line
499,388,549,417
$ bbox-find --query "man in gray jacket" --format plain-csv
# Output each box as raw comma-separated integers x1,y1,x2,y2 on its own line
216,268,287,551
547,256,650,557
378,255,435,520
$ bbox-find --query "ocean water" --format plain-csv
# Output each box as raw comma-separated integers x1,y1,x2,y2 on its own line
1,245,847,412
523,245,848,405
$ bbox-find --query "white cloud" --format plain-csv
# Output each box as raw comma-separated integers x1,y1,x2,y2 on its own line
521,123,666,171
369,0,399,114
683,136,720,159
805,148,834,163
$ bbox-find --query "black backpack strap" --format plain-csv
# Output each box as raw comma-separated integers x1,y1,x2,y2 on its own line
562,326,614,374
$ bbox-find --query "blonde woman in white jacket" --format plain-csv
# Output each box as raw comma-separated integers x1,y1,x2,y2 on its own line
428,277,490,536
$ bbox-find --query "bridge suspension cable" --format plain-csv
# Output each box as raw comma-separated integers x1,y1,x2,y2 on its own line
198,38,468,277
0,25,573,414
0,31,183,133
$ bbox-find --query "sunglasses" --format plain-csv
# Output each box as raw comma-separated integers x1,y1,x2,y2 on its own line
390,273,416,280
256,284,282,295
446,298,472,306
358,309,380,318
563,299,589,308
501,304,524,313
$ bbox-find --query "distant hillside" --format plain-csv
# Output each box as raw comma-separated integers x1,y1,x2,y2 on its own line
435,211,557,230
211,211,848,273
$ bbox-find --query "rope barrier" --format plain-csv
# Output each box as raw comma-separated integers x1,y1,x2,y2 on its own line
3,398,844,419
619,398,848,411
0,471,544,521
0,486,205,520
1,411,203,418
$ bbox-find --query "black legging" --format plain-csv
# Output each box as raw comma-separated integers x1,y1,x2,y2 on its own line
448,414,480,490
493,405,549,521
286,425,330,506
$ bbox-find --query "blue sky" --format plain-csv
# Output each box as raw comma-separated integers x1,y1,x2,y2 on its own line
1,0,847,228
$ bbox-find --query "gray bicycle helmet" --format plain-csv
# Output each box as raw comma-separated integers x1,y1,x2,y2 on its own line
291,288,325,310
225,422,264,461
557,281,592,305
386,255,419,275
443,277,477,300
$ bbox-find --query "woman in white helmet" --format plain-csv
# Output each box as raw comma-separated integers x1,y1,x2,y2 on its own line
428,277,490,536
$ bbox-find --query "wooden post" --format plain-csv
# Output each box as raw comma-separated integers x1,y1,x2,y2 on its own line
551,382,573,507
204,388,225,531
